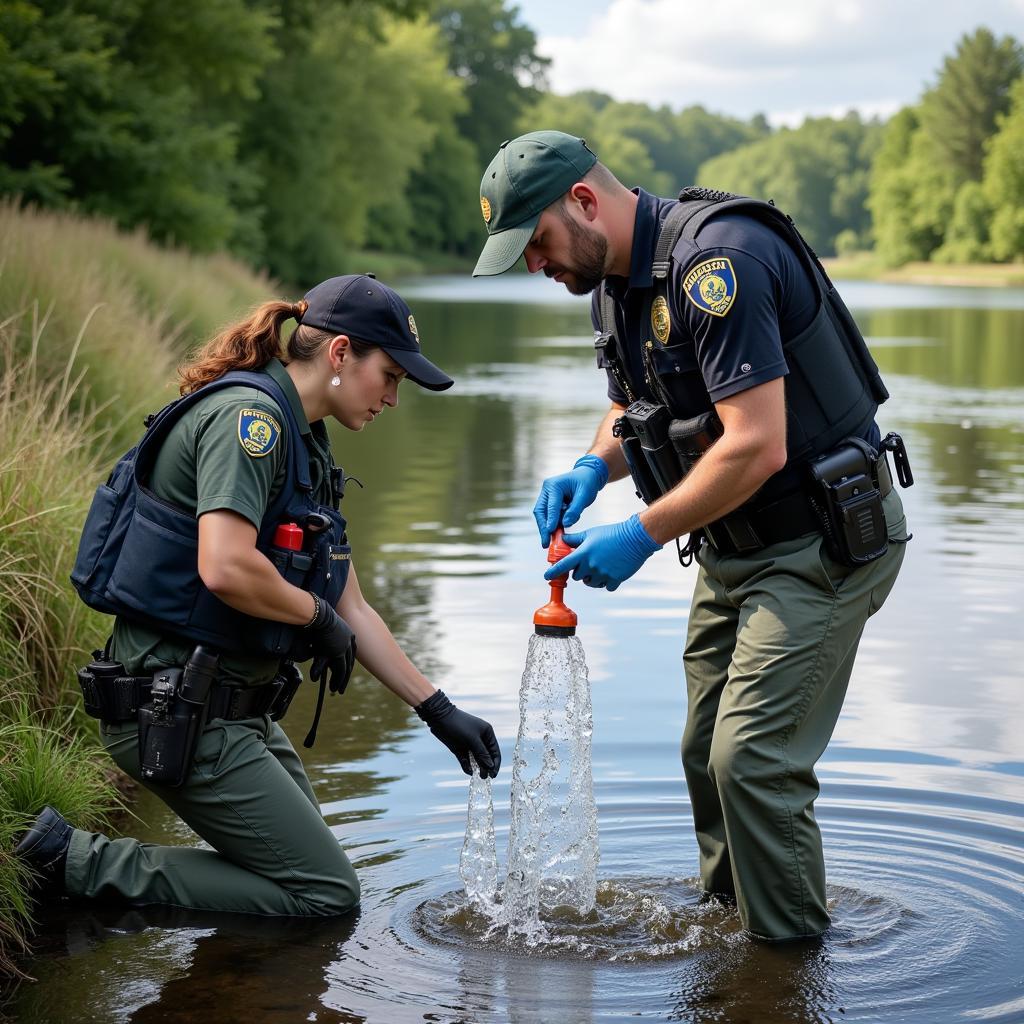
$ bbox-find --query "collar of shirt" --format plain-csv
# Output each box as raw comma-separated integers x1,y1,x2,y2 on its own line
605,188,675,300
263,357,311,436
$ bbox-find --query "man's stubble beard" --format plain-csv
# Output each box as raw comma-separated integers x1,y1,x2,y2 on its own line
558,211,609,296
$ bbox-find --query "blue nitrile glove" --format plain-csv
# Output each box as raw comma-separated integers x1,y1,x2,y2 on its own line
533,454,610,547
545,513,662,591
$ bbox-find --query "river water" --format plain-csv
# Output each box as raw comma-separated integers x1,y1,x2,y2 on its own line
9,274,1024,1023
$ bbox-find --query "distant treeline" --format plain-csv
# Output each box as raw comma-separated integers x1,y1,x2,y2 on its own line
1,2,1021,278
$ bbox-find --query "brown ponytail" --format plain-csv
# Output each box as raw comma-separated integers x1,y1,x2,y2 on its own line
178,298,309,395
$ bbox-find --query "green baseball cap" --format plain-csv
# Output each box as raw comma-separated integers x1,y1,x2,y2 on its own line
473,131,598,277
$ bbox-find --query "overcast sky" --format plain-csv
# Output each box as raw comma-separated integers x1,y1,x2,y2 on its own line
513,0,1024,125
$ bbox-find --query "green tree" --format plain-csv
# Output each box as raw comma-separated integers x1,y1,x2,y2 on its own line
934,181,993,262
0,0,278,252
400,124,480,255
982,76,1024,260
868,107,956,266
432,0,549,164
395,0,547,259
592,101,676,193
919,27,1023,185
518,90,602,140
244,12,466,282
698,113,881,255
517,92,764,197
673,104,768,186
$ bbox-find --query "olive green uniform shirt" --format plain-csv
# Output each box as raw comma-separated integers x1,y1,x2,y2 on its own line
112,359,337,686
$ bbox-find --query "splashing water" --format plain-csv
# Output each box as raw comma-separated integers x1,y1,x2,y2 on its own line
461,633,599,946
459,754,498,909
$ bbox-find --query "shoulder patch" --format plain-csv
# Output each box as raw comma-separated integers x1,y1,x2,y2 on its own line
237,408,281,458
683,257,737,318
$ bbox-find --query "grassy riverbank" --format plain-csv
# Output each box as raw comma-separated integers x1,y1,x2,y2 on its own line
824,253,1024,288
0,202,281,977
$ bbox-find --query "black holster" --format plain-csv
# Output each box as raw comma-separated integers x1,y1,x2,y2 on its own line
138,647,218,788
616,400,722,505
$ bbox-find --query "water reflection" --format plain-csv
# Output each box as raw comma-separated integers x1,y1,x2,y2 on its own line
669,939,840,1024
13,904,362,1024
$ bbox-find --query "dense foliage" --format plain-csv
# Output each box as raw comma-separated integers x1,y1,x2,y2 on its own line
870,28,1024,265
1,6,1022,272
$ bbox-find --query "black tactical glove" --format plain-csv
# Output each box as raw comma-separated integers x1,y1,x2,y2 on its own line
415,690,501,779
306,598,357,696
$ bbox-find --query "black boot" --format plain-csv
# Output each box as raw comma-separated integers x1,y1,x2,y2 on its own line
14,806,74,894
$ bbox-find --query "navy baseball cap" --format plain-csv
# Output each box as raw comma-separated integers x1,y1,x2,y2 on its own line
299,275,453,392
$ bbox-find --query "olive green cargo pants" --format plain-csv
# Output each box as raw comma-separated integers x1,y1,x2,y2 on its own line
682,488,907,940
64,714,360,916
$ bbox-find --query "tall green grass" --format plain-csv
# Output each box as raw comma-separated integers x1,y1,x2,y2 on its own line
0,320,109,711
0,200,273,453
0,323,125,978
0,202,282,977
0,695,123,979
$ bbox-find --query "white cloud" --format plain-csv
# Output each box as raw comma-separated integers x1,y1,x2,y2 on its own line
534,0,1024,122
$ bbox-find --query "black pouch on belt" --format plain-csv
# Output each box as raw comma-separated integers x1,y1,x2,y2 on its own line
623,399,684,496
668,411,723,472
77,651,131,720
808,438,888,567
268,661,303,722
613,413,663,505
138,647,219,787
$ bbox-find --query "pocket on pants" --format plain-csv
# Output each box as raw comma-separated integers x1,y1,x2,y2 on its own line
202,720,266,780
868,490,910,615
814,538,855,596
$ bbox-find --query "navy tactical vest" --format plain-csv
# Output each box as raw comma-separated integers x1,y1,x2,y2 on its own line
598,188,888,503
71,369,350,660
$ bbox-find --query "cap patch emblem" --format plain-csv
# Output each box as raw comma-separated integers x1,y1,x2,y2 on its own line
407,314,419,339
651,295,671,344
684,258,737,317
480,195,492,223
238,408,281,458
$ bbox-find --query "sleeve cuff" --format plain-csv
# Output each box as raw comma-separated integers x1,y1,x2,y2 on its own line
195,496,263,530
707,361,788,403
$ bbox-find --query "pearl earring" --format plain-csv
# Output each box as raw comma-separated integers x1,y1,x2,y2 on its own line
331,374,341,387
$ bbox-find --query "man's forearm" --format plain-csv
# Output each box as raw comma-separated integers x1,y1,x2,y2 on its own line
638,435,782,545
587,404,629,481
637,378,788,545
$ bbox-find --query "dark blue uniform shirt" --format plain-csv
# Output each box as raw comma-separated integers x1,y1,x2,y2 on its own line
591,188,817,407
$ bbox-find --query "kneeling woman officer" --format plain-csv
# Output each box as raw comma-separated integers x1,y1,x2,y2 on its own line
16,275,501,917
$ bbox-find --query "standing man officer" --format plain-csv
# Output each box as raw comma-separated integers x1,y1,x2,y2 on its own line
472,131,911,941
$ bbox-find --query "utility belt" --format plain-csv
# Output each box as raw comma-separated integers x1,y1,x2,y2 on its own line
77,645,302,787
706,452,893,557
614,398,913,567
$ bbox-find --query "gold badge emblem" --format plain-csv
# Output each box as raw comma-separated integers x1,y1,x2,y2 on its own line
480,195,492,223
651,295,671,344
408,314,419,339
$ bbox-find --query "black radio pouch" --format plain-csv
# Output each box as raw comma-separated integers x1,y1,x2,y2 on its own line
622,399,685,496
613,414,662,504
808,438,887,567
